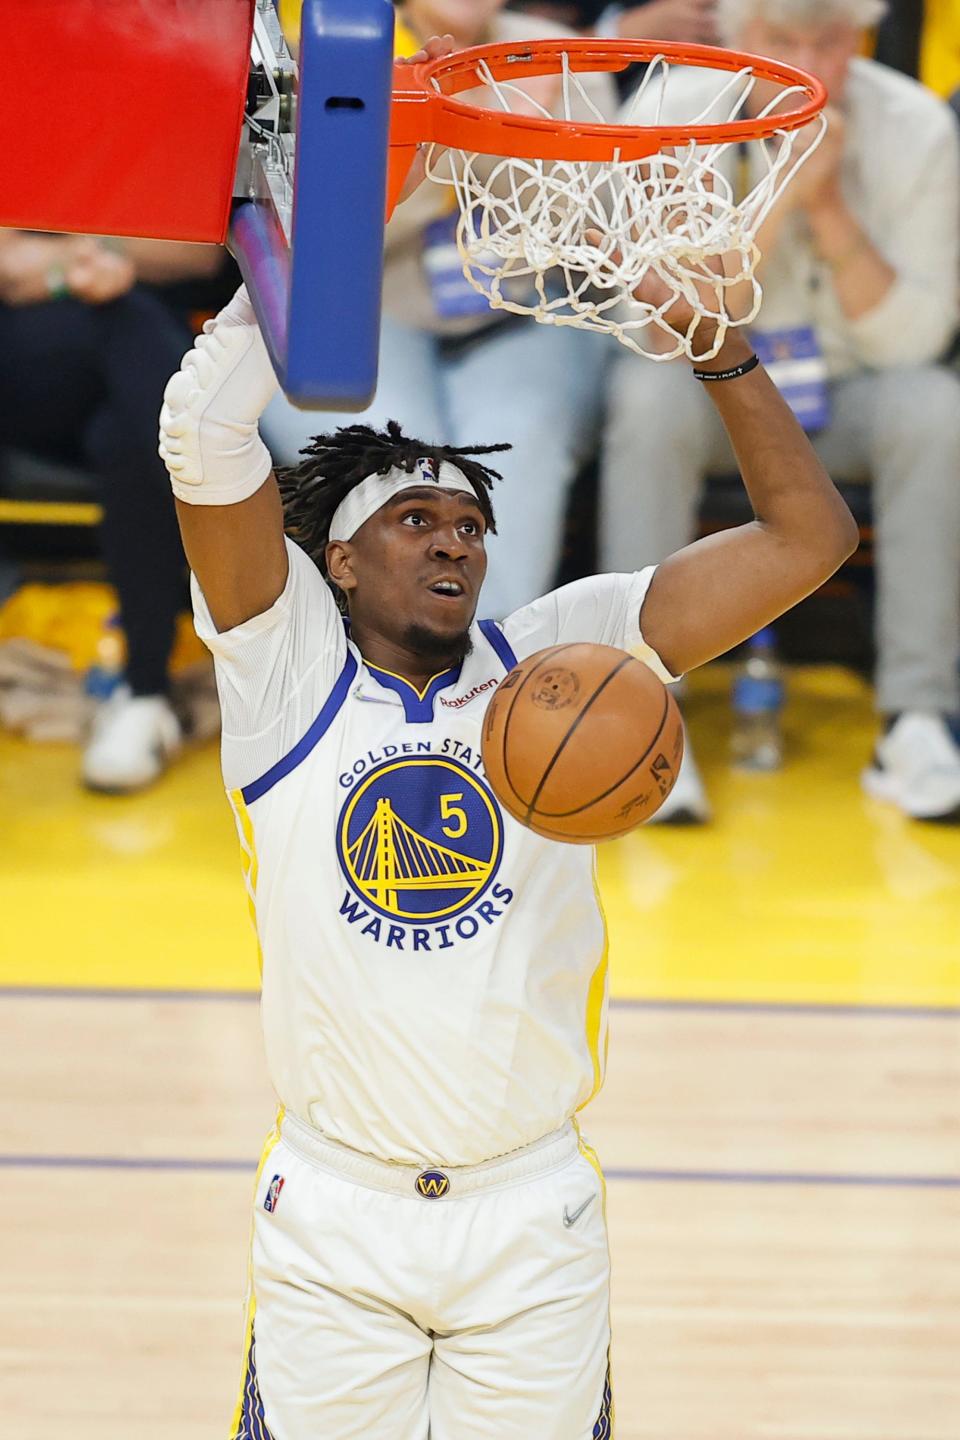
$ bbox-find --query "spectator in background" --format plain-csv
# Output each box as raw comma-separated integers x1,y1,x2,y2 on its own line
262,0,618,620
0,233,223,792
508,0,718,104
508,1,718,48
600,0,960,823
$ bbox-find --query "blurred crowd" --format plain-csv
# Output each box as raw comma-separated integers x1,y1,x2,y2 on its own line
1,0,959,822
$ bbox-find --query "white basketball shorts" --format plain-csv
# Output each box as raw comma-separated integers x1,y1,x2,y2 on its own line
229,1112,613,1439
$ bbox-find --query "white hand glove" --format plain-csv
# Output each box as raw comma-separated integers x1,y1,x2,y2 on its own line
159,285,281,506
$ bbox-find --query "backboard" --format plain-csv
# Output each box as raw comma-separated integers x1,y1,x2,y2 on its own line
232,0,395,409
1,0,395,411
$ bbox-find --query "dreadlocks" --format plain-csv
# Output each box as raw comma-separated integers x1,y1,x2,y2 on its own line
277,420,510,575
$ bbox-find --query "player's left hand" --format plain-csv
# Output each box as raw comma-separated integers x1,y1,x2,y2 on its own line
584,225,733,353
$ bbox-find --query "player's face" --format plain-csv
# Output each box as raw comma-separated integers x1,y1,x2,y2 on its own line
333,486,488,657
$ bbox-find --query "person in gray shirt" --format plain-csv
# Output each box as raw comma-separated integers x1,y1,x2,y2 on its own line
601,0,960,822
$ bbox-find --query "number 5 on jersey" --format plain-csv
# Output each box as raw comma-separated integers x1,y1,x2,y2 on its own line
440,793,468,838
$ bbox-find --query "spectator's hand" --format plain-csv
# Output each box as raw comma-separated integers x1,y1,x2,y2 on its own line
64,239,136,304
0,233,131,306
395,34,456,204
395,32,457,67
393,29,561,188
777,107,845,215
0,235,68,305
618,0,718,46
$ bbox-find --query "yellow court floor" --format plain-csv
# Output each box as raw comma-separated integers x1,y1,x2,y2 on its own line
2,662,958,1006
3,660,959,1440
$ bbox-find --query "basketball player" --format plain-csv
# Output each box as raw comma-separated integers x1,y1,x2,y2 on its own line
158,59,856,1440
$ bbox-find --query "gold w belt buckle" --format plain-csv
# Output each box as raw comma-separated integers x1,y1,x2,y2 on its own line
416,1169,451,1199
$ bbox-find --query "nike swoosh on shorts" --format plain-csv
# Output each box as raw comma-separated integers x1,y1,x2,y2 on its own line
562,1194,596,1228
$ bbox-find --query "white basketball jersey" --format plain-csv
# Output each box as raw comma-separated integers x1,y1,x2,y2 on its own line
193,538,673,1166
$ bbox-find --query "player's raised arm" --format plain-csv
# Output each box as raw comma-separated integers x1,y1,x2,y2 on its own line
158,289,289,634
629,283,859,677
158,34,462,634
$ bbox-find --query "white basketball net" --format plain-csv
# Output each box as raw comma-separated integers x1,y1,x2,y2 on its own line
424,54,826,361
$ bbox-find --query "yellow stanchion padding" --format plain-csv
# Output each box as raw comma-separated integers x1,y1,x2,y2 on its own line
920,0,960,99
278,1,420,61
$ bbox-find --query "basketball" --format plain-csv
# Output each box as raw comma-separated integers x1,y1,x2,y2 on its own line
481,643,684,842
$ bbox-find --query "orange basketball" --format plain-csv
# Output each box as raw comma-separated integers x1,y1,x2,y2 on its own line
481,643,683,842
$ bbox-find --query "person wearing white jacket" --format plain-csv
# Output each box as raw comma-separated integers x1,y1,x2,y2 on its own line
601,0,960,822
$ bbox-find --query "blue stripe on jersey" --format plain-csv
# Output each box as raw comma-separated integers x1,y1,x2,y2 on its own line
478,619,518,673
240,650,358,805
365,662,463,723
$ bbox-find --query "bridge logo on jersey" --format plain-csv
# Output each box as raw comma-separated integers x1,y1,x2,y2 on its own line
337,756,503,922
415,1169,451,1199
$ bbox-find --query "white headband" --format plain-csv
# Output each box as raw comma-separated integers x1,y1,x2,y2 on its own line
328,458,475,544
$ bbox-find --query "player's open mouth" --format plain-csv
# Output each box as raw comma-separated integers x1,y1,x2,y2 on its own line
428,580,465,599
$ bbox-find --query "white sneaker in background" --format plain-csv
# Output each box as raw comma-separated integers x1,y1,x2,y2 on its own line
82,685,183,793
647,734,711,825
862,711,960,822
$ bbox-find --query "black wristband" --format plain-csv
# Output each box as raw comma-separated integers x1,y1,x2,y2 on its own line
692,352,760,382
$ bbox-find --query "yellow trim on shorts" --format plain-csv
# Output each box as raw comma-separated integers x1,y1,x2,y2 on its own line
578,854,610,1112
228,1111,285,1440
228,788,263,975
573,1121,615,1434
573,1120,608,1216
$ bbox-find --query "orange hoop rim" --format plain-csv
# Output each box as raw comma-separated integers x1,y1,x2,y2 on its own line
387,38,827,212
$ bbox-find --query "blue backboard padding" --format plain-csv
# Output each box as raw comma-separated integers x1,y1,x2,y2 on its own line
231,0,394,410
230,200,289,356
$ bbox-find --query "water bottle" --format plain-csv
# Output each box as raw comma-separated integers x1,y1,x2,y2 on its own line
731,627,784,771
84,612,126,701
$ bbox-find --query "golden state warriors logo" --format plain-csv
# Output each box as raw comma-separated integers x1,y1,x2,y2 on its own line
337,756,502,921
415,1170,450,1199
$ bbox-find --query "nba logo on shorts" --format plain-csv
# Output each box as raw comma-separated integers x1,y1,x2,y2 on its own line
264,1174,285,1213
